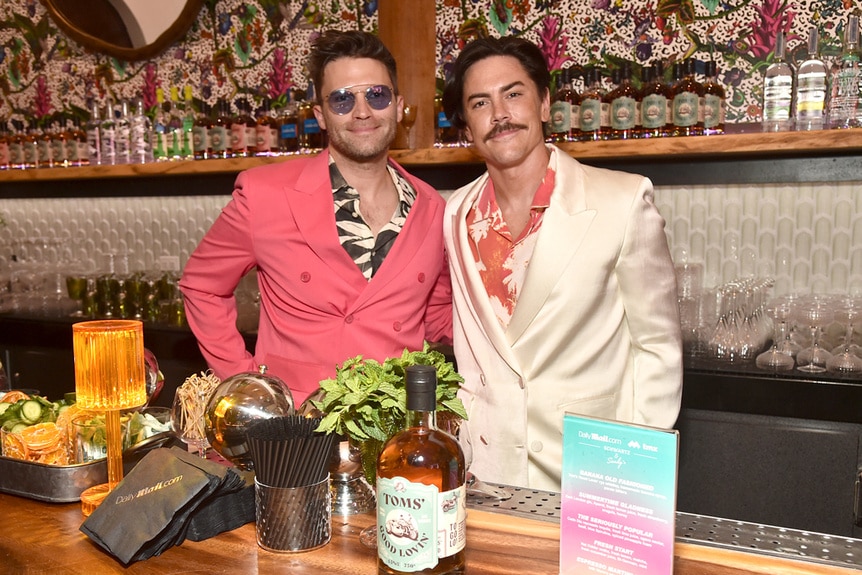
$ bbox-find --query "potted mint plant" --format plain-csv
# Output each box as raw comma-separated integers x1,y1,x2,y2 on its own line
312,342,467,486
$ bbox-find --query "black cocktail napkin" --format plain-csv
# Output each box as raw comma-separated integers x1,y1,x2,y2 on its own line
80,446,250,565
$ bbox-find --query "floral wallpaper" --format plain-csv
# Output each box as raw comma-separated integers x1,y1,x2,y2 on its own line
0,0,858,125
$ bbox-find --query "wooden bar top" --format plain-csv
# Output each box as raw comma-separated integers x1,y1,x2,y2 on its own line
0,492,857,574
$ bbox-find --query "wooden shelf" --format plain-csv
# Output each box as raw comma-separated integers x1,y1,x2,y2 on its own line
0,129,859,183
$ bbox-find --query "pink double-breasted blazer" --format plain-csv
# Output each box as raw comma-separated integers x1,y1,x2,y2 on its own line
179,151,453,405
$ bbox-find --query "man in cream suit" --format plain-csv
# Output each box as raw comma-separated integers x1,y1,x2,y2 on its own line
441,37,682,491
180,31,452,406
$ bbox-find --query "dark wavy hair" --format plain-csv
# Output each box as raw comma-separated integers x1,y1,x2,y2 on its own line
307,30,398,103
442,36,551,130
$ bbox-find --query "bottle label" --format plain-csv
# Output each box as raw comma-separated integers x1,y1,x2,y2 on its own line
209,125,229,152
570,104,580,130
302,118,321,134
610,96,636,130
672,91,699,127
0,141,8,165
702,94,724,128
23,141,37,165
377,477,466,572
280,123,298,139
549,100,571,134
51,139,66,164
579,98,601,132
796,71,827,118
436,111,452,129
763,76,793,121
86,128,101,163
192,125,209,152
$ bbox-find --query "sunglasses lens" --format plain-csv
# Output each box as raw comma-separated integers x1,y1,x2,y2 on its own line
329,90,356,115
366,85,392,110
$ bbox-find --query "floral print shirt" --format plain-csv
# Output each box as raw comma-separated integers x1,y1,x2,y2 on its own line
467,163,556,329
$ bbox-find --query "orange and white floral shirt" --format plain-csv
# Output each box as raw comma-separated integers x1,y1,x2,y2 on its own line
467,165,556,329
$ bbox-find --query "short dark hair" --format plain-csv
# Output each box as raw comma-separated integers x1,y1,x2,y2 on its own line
307,30,398,103
442,36,551,130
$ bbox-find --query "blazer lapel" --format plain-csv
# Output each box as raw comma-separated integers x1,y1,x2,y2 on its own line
506,150,596,345
450,175,523,374
285,152,367,287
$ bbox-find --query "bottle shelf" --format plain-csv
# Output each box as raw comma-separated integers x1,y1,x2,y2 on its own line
0,128,859,183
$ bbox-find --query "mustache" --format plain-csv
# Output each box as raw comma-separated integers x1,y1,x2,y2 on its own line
484,122,528,142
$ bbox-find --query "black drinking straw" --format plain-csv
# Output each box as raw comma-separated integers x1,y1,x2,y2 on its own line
247,416,335,488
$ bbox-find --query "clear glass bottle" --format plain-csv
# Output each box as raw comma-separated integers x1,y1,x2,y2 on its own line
828,15,861,129
114,100,132,164
151,88,169,162
672,58,703,136
376,365,466,575
548,68,579,143
100,100,118,165
762,30,794,132
608,62,638,140
578,67,605,141
85,100,102,166
794,27,828,131
702,61,726,135
130,97,153,164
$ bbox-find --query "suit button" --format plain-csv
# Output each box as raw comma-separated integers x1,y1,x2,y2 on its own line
518,377,525,389
479,373,486,386
300,272,311,282
393,321,402,332
418,272,426,283
479,435,489,445
345,315,354,324
531,441,543,452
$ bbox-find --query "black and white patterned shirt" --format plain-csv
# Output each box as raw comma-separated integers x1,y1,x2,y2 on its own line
330,158,417,279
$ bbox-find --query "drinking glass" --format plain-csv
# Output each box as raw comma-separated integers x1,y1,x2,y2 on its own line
755,300,795,371
401,103,417,149
171,390,210,458
794,300,833,373
826,303,862,374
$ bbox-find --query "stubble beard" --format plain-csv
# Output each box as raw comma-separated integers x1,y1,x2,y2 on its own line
328,119,397,163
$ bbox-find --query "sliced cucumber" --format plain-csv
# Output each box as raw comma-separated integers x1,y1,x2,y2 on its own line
0,402,10,417
9,422,27,434
19,400,43,425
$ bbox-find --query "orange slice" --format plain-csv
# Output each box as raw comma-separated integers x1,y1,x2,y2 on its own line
19,423,62,452
1,390,31,404
2,432,30,460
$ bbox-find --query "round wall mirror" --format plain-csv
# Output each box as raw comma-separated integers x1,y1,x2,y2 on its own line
41,0,204,61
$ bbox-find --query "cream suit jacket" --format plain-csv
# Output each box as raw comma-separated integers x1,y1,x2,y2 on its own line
444,146,683,492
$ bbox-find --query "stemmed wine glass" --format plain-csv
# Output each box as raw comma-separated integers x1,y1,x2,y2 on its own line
401,103,417,149
826,302,862,374
794,299,833,373
755,300,795,371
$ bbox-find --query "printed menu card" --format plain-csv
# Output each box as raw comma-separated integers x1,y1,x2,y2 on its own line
560,413,678,575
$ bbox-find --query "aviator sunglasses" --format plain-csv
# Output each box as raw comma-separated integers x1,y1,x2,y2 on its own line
326,84,394,115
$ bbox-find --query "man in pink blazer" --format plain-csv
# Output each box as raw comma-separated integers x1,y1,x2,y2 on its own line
441,37,682,491
180,31,452,406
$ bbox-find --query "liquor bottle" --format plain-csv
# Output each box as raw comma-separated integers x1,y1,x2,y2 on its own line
165,87,184,160
276,93,300,154
0,121,10,170
762,31,794,132
230,98,254,157
828,15,861,129
181,86,195,159
299,83,325,152
66,116,88,167
22,120,38,169
114,100,132,164
701,61,726,135
434,94,460,147
35,118,54,168
255,97,279,157
639,64,669,138
548,68,578,143
85,100,102,166
9,120,26,169
151,88,169,162
192,102,213,160
210,99,232,158
794,27,828,131
672,58,703,136
578,67,605,141
100,100,118,165
376,365,466,575
49,114,69,168
607,62,638,140
130,98,153,164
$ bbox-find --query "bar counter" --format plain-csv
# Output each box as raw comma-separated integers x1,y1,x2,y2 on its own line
0,491,857,575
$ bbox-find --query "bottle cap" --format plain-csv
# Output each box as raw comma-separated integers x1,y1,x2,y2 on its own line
405,365,437,411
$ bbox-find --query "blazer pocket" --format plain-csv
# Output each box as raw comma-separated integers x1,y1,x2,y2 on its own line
558,393,617,421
